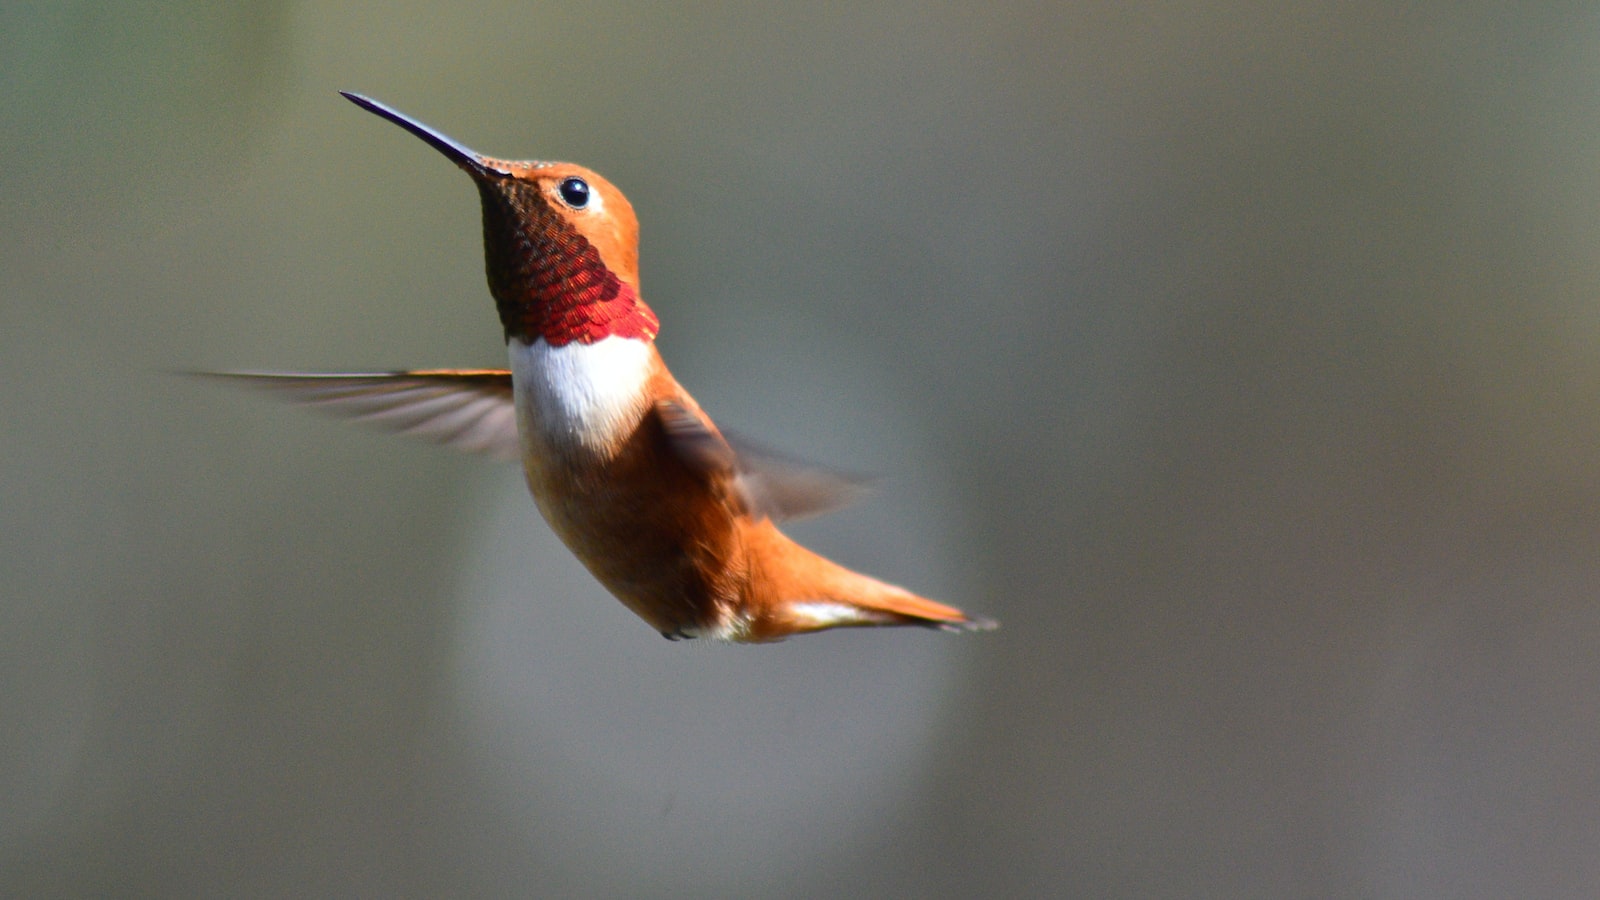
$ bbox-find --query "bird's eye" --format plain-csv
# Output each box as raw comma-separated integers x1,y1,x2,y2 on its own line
558,177,591,209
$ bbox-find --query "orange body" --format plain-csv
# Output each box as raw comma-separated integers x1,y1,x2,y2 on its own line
518,345,980,641
214,93,995,642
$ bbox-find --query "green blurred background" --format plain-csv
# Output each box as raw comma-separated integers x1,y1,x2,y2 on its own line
9,2,1600,896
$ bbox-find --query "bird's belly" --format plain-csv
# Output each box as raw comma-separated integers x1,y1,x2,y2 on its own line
519,450,742,636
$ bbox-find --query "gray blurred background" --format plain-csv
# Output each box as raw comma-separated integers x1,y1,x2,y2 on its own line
8,2,1600,897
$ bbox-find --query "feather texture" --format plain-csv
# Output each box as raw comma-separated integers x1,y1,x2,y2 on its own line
197,370,521,461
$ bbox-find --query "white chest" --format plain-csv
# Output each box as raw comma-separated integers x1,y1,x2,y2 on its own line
509,336,654,459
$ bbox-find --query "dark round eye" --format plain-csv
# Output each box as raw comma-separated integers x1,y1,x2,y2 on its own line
558,176,591,209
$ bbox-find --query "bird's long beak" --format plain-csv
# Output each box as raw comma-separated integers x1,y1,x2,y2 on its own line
340,91,508,177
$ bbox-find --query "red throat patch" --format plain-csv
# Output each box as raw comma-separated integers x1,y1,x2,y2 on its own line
539,279,659,346
478,179,659,346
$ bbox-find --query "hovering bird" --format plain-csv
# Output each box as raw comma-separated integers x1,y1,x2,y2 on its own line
210,92,995,642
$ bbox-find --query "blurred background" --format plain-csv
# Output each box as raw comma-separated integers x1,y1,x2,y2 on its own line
8,2,1600,896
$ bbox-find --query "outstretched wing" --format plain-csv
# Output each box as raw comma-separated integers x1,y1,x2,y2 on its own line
655,399,869,521
198,370,521,461
200,371,870,519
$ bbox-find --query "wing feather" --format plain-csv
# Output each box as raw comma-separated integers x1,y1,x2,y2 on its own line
199,370,520,461
201,371,869,517
654,399,869,521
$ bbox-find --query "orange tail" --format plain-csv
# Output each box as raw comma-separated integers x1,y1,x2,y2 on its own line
741,520,997,641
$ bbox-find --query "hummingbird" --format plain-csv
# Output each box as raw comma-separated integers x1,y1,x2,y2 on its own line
210,92,995,642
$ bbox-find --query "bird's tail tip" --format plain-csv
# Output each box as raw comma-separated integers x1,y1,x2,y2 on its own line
934,613,1000,633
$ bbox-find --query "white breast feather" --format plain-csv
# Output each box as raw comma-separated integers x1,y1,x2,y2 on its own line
509,336,653,455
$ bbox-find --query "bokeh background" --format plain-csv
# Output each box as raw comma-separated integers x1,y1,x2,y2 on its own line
9,3,1600,897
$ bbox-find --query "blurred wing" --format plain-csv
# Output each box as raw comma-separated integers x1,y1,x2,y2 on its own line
200,369,520,461
655,399,870,521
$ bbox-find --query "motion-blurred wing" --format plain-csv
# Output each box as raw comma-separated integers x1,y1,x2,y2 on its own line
201,369,520,461
655,399,869,521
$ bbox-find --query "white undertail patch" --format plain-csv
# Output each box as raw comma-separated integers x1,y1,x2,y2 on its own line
789,601,885,627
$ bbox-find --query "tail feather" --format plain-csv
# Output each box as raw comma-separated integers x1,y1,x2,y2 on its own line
744,519,996,639
847,588,998,633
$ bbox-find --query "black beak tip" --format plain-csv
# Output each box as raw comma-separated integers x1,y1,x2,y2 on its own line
339,89,373,111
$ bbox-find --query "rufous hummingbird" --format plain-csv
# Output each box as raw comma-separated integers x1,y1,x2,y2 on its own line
210,92,995,642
